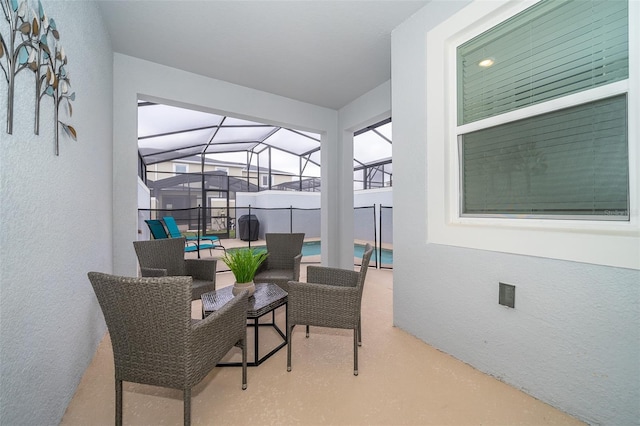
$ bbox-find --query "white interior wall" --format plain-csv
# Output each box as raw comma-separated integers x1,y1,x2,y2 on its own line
0,2,113,424
392,2,640,425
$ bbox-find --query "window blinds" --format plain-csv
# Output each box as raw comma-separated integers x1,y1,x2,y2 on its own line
457,0,629,125
461,95,629,219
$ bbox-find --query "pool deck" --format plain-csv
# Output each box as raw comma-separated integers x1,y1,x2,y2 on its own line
184,237,392,269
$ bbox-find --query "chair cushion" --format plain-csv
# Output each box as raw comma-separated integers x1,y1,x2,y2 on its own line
255,269,294,281
192,279,216,300
254,269,295,292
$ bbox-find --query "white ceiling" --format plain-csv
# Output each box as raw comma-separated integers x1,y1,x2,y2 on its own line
97,0,430,109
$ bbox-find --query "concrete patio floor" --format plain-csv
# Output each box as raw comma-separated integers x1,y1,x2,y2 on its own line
62,259,583,425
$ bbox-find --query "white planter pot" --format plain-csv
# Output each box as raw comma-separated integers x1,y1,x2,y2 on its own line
232,281,255,297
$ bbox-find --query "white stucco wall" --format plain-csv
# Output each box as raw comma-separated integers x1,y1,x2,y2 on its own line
238,190,322,210
354,187,392,208
0,2,113,424
236,188,392,243
392,1,640,425
236,190,321,237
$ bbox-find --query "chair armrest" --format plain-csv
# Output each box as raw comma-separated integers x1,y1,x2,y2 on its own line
185,259,217,281
190,291,248,369
307,266,359,287
140,267,168,277
292,254,302,281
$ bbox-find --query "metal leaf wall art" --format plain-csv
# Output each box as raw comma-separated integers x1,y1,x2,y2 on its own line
1,0,77,155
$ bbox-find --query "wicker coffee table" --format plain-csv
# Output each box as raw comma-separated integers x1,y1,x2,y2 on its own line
201,283,287,367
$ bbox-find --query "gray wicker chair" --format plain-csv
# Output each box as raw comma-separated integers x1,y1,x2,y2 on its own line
87,272,248,426
287,243,373,376
253,233,305,293
133,237,216,300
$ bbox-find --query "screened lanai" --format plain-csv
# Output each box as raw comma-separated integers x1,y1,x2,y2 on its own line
137,101,393,266
138,101,392,188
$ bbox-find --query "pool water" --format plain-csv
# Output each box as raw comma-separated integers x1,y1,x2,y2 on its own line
301,241,393,264
244,241,393,264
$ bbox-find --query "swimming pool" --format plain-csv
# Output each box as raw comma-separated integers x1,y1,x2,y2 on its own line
300,241,393,264
240,241,393,264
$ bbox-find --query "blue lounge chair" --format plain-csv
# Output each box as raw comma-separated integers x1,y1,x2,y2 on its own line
144,219,214,255
162,216,225,252
145,219,169,240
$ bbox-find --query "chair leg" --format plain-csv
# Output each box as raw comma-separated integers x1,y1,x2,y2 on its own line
115,379,123,426
353,328,359,376
241,337,247,390
287,324,294,372
357,316,362,346
184,388,191,426
305,325,309,338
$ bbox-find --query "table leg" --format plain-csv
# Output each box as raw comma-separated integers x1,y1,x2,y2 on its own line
214,302,287,367
254,317,259,365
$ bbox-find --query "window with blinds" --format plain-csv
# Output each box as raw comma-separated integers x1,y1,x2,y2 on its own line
457,0,629,220
457,0,628,125
461,95,628,219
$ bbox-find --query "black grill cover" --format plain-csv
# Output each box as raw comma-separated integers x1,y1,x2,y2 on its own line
238,215,259,241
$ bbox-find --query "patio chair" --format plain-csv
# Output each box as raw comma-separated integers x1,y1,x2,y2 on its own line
163,216,225,252
87,272,248,426
144,219,214,255
253,233,305,293
145,219,170,239
133,237,217,300
287,243,373,376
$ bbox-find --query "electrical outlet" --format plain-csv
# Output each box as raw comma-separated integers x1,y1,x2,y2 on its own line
499,282,515,308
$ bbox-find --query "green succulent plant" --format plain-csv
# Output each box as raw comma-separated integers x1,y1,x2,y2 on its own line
222,248,268,283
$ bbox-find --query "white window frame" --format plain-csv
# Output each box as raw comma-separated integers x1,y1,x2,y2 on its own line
261,174,270,187
458,84,630,221
426,0,639,269
173,163,188,174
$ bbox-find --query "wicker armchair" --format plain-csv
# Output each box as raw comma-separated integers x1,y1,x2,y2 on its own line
253,233,305,292
287,243,373,376
87,272,248,426
133,237,216,300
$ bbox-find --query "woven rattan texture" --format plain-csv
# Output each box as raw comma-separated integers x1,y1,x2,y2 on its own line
88,272,248,425
202,283,287,318
133,238,216,300
254,233,304,292
286,244,374,374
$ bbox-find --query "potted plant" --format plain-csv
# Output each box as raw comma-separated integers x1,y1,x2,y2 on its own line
221,248,268,297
